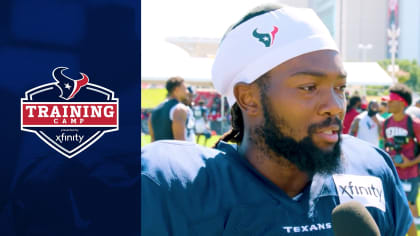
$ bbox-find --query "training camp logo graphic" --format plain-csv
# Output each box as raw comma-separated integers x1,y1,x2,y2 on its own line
252,26,279,47
21,67,119,158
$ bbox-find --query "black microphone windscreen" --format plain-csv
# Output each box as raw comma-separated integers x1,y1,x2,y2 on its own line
331,201,380,236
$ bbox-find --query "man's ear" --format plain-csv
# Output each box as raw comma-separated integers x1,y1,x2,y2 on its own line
233,82,260,116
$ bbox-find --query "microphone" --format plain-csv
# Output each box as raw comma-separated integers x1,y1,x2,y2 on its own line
331,201,380,236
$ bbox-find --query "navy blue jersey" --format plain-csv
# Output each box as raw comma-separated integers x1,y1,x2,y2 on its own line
151,99,179,141
141,135,412,235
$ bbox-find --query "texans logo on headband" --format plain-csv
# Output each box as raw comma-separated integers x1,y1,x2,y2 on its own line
252,26,279,47
53,67,89,100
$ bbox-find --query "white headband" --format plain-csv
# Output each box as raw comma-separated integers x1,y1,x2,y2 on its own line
211,6,339,107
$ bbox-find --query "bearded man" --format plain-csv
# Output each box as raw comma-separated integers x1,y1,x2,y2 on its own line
142,4,412,235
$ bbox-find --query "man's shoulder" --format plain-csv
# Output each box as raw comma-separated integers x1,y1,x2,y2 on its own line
355,111,367,119
141,140,225,187
408,115,420,135
152,99,178,114
172,103,189,113
405,106,420,119
174,102,188,109
340,135,397,184
157,98,177,107
349,108,359,116
341,135,388,164
410,115,420,125
376,114,385,122
170,103,189,120
341,134,373,148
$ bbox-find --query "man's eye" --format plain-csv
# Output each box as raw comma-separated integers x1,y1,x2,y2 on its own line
300,85,316,92
336,85,347,92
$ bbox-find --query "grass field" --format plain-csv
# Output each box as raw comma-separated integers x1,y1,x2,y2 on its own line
141,88,167,109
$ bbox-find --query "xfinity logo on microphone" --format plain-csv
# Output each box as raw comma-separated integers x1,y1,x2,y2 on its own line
333,174,385,212
21,67,119,159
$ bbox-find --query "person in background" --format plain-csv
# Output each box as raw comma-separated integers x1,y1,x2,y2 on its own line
382,83,420,235
379,99,392,149
141,109,150,135
185,86,197,142
193,100,211,146
349,100,384,147
342,95,361,134
406,98,420,119
379,98,392,119
344,90,350,102
361,95,368,111
148,76,194,141
142,4,412,235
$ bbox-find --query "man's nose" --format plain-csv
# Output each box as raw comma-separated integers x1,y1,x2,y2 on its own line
319,88,345,118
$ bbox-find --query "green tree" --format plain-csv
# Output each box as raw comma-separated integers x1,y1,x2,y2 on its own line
378,59,420,91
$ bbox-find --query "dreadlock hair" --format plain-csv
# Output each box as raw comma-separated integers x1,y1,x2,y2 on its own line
390,83,412,106
346,95,361,112
213,73,271,148
212,4,283,148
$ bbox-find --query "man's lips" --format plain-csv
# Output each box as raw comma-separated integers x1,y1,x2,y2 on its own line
317,125,340,133
314,125,340,143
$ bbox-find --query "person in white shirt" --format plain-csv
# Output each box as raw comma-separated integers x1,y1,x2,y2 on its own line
405,98,420,119
349,100,384,146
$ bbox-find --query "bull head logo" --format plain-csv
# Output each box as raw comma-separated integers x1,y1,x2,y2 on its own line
52,67,89,100
252,26,279,47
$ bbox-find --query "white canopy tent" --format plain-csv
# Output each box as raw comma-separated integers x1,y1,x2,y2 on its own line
141,41,214,86
343,62,393,86
141,44,393,87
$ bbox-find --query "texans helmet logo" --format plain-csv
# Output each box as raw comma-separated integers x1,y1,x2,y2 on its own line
53,67,89,100
252,26,279,47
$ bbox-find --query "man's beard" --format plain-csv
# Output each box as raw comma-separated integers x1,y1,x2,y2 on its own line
181,97,191,107
253,98,342,177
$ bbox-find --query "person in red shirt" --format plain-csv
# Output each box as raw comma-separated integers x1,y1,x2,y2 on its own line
342,95,361,134
383,83,420,235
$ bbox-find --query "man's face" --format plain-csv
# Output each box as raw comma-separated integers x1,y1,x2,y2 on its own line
355,101,361,110
367,102,379,117
379,102,388,113
253,50,346,175
174,82,189,103
387,100,405,114
184,90,194,106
